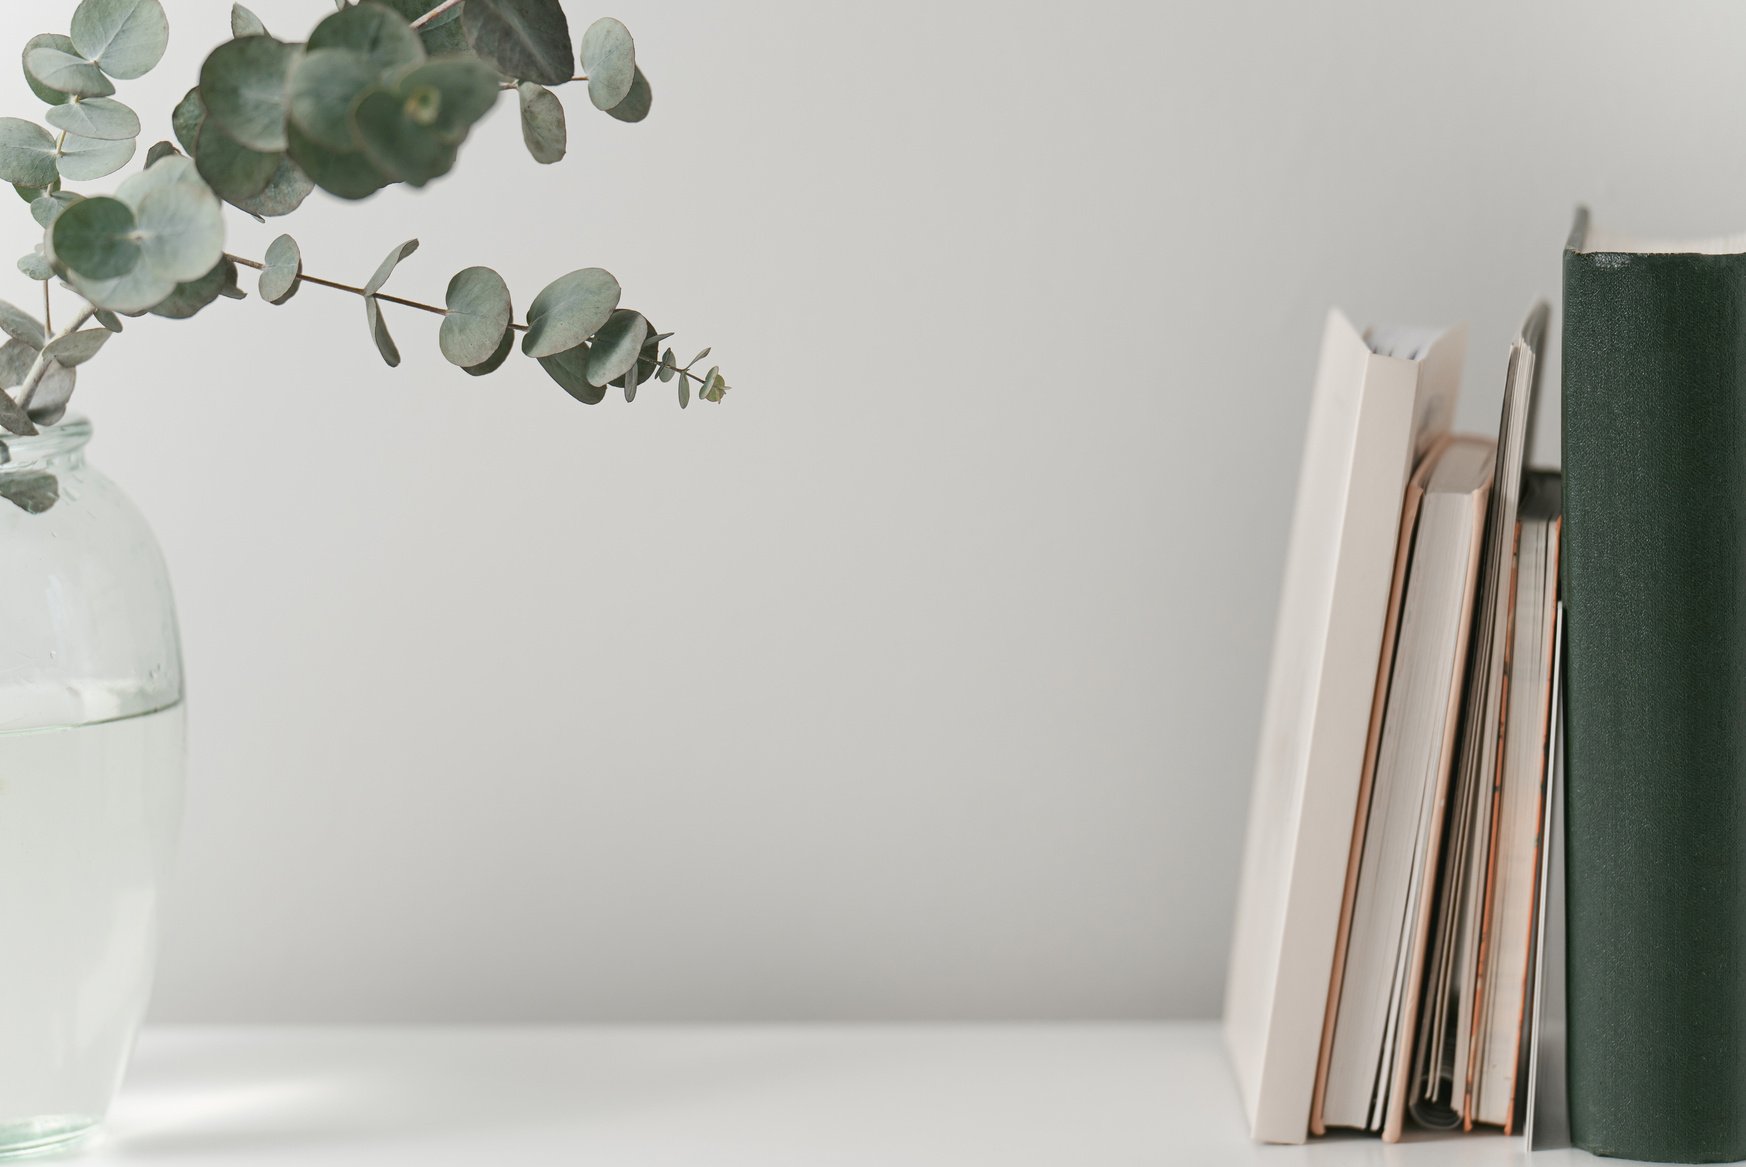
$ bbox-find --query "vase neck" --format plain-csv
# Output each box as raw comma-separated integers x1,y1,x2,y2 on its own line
1,416,91,471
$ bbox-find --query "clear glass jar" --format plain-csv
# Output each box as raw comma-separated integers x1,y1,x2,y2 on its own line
0,416,185,1157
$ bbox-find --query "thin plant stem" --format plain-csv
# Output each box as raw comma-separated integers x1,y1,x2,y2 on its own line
225,253,714,386
409,0,465,29
41,279,49,335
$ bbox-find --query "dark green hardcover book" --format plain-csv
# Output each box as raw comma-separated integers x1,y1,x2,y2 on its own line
1564,209,1746,1163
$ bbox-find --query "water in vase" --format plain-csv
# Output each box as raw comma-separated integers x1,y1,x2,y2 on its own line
0,700,185,1156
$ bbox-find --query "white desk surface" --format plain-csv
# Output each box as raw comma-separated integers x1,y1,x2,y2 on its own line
60,1022,1616,1164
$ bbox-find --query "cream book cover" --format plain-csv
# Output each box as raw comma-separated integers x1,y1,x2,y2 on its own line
1224,309,1464,1144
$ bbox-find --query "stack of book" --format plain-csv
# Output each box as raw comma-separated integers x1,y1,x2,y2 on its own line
1224,303,1564,1145
1228,211,1746,1164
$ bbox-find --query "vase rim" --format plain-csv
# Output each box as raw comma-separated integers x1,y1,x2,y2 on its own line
2,414,90,466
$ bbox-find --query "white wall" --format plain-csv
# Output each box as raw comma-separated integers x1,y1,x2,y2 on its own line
5,0,1744,1021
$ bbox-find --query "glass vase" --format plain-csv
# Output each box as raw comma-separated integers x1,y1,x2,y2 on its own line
0,416,185,1157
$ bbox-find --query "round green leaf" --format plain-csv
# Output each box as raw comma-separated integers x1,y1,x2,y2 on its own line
69,157,224,311
439,266,513,367
419,19,469,55
364,296,400,367
171,87,205,154
94,309,123,332
71,0,169,80
309,3,425,71
51,195,139,279
28,363,76,428
539,343,606,404
198,36,298,152
25,47,115,100
352,88,457,186
30,191,83,228
463,325,515,376
0,339,37,387
260,233,301,304
700,366,728,402
43,328,110,367
193,120,279,201
18,248,54,282
394,59,501,143
229,155,314,219
460,0,574,87
288,48,377,151
517,82,565,164
232,3,269,38
0,302,46,348
522,267,620,358
149,258,240,319
585,309,647,386
56,132,137,181
45,96,139,140
144,140,180,168
0,120,60,188
22,35,78,106
365,238,419,295
286,122,388,201
580,18,635,111
605,68,652,124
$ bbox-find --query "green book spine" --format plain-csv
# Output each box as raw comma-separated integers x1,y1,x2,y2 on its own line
1564,220,1746,1163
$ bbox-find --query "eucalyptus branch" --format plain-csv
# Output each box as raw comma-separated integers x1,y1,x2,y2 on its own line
227,252,722,391
409,0,465,30
16,303,95,411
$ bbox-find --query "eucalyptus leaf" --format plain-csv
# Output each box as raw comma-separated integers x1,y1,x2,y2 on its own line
68,157,224,311
94,309,122,332
25,48,115,100
308,2,425,72
287,48,377,151
259,233,301,304
0,472,57,511
171,87,204,153
0,302,46,348
580,18,635,111
29,191,83,228
229,155,314,219
585,308,647,386
56,132,137,181
50,195,139,279
685,347,710,368
538,342,606,404
657,347,675,382
198,35,298,152
0,341,37,389
522,267,620,358
352,87,459,186
45,96,140,141
149,258,240,319
700,366,728,402
13,182,52,205
462,324,515,376
677,373,688,409
145,140,180,167
605,68,652,123
17,249,53,282
0,120,61,188
28,362,76,427
285,122,388,200
364,295,400,367
419,19,469,55
232,4,269,38
0,377,37,436
439,266,512,367
364,238,419,295
460,0,574,87
22,35,78,107
42,328,110,367
70,0,169,80
193,121,279,201
516,82,565,164
394,58,500,142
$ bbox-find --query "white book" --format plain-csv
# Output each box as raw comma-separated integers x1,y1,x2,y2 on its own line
1224,309,1464,1144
